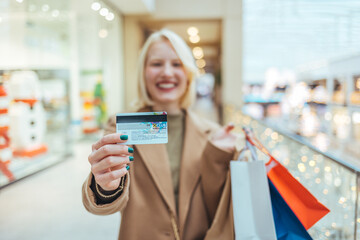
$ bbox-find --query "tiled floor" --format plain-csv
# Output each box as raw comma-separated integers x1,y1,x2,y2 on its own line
0,140,120,240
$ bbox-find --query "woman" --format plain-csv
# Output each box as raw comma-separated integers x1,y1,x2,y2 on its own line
82,29,237,239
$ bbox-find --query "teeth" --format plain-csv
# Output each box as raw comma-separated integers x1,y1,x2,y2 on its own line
158,83,175,89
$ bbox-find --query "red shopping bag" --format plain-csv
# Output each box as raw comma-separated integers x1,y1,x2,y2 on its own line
266,157,330,230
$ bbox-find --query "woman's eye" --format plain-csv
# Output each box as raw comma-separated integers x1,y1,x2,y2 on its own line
150,62,162,67
173,62,182,67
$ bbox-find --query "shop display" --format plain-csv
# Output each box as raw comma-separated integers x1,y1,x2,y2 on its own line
9,71,47,157
0,82,14,181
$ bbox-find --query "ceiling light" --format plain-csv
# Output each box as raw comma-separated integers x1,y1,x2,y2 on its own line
52,10,59,17
99,29,108,38
42,4,50,12
192,47,204,59
91,2,101,11
105,12,114,21
189,35,200,43
187,27,199,36
99,8,109,16
196,59,206,68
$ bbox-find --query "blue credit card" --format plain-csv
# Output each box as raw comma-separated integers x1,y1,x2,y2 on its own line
116,112,168,145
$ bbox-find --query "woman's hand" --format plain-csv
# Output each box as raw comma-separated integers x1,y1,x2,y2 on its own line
211,123,237,152
88,133,133,191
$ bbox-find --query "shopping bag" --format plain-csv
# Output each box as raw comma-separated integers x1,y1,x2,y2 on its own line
230,141,277,240
266,157,330,230
269,179,312,240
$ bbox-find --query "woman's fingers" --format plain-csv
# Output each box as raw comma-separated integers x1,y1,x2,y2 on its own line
94,166,129,189
92,133,129,151
88,144,133,165
91,155,132,174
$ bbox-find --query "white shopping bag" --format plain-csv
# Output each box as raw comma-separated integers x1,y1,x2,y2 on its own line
230,140,277,240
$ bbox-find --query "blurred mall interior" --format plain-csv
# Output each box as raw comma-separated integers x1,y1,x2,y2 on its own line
0,0,359,239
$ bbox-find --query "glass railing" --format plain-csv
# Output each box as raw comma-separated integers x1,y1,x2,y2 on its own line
225,105,360,240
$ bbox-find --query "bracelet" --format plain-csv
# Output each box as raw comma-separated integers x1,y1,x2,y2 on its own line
95,176,125,199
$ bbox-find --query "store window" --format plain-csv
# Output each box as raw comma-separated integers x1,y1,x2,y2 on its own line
0,0,123,187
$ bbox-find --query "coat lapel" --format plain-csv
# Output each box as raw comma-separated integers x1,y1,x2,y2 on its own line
178,110,212,234
133,107,176,215
135,143,177,215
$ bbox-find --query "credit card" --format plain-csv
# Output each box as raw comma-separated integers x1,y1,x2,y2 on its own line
116,112,168,145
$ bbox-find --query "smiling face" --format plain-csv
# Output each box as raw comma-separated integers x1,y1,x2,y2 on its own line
144,40,188,110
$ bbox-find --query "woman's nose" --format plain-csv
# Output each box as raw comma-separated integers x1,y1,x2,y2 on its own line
162,63,174,77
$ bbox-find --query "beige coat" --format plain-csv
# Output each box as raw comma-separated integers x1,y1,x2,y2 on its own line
82,109,234,239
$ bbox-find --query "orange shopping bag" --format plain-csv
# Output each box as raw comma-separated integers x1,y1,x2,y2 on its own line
266,157,330,230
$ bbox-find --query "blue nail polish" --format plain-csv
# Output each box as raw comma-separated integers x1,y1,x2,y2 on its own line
126,165,130,171
129,156,134,161
128,147,134,153
120,135,128,140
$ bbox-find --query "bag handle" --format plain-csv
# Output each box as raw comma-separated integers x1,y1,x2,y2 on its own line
242,127,274,160
237,139,259,162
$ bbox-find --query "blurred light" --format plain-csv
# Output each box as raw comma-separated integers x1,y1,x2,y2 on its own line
356,78,360,89
187,27,199,36
42,4,50,12
196,59,206,68
315,178,321,184
323,189,328,195
265,128,272,136
199,68,206,74
91,2,101,11
52,10,59,17
189,35,200,43
309,160,316,167
338,197,346,204
357,218,360,223
283,158,290,166
105,12,114,21
298,163,306,172
271,132,278,140
353,112,360,124
331,223,336,228
192,47,204,59
325,166,331,172
16,0,23,3
98,29,108,38
0,17,2,23
324,112,332,121
99,8,109,16
314,167,320,173
351,186,357,192
325,231,330,237
334,177,342,187
301,156,308,162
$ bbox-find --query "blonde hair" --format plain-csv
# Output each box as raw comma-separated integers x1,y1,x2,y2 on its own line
135,29,198,109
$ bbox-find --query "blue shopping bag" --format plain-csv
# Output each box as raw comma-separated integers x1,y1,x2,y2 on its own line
268,179,312,240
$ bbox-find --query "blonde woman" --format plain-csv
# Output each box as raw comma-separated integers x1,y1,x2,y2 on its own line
82,29,236,239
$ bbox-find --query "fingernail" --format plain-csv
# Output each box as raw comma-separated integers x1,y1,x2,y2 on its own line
128,147,134,153
120,135,128,140
129,156,134,161
126,165,130,171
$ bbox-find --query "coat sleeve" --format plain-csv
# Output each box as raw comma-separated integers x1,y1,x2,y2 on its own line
200,139,235,222
82,172,130,215
81,115,130,215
